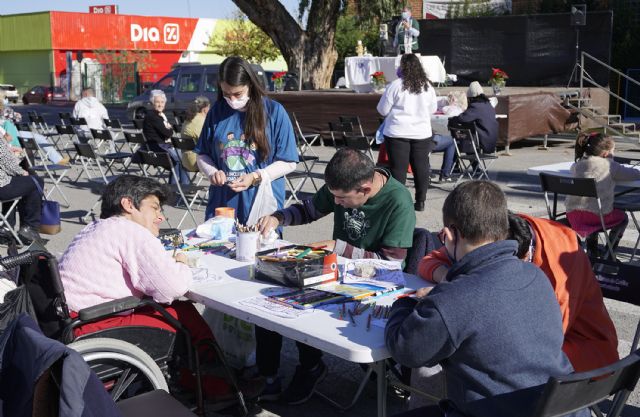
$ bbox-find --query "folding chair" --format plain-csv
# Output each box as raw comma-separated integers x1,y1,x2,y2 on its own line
54,123,77,144
16,135,71,206
103,118,129,148
284,142,320,206
58,111,72,126
171,136,205,183
70,117,92,143
290,112,321,158
448,121,498,184
74,142,119,223
328,121,374,159
133,119,145,131
138,150,206,228
590,258,640,417
90,128,133,172
0,197,24,247
338,115,367,137
327,121,350,149
612,156,640,261
28,114,57,139
539,173,617,260
530,350,640,417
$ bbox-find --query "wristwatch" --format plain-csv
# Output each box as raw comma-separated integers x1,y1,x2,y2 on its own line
251,171,262,186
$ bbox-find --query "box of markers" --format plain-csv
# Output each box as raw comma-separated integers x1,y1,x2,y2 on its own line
254,245,338,288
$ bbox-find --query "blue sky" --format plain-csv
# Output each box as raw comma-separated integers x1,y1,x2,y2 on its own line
0,0,300,19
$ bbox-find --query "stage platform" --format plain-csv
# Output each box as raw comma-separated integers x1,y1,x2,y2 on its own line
269,87,609,146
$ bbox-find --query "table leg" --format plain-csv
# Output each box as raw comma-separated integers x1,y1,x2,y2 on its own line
375,360,388,417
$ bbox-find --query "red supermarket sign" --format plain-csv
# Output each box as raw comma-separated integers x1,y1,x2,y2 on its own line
50,12,196,50
89,5,118,14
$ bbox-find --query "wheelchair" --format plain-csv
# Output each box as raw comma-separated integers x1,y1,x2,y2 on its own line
0,249,249,416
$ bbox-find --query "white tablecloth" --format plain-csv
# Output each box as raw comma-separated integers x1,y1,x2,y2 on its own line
345,55,446,93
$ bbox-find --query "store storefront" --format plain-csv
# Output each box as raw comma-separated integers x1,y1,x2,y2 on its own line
0,11,286,101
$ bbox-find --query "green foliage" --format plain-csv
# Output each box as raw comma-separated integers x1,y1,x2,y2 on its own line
332,0,405,69
207,11,280,64
334,15,380,68
93,49,154,72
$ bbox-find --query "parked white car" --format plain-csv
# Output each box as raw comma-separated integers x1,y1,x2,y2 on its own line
0,84,19,104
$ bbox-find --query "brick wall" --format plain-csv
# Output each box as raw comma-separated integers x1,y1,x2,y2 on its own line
408,0,424,17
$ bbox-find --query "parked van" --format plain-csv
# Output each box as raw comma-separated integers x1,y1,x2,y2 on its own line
127,63,269,120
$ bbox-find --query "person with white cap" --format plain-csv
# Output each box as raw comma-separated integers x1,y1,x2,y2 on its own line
448,81,498,153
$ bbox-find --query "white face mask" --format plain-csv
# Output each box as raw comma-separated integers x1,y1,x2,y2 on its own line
402,11,411,20
224,95,249,110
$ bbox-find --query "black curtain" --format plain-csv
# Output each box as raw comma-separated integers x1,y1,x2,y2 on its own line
418,11,613,86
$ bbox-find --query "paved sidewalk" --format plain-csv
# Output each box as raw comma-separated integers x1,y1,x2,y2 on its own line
13,136,640,417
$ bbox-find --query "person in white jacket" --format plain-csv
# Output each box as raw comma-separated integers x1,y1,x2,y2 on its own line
72,87,109,131
377,53,438,212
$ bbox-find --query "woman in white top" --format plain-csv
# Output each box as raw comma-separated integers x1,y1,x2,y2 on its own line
377,53,438,211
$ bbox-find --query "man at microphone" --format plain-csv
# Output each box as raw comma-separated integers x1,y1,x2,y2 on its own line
393,6,420,54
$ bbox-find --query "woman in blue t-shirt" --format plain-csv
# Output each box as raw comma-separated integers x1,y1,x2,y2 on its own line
195,57,298,224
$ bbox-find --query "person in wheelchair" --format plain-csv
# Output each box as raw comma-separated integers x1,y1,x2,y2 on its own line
58,175,236,402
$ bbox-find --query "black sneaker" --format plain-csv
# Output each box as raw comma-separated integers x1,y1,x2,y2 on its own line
281,362,328,405
18,226,45,245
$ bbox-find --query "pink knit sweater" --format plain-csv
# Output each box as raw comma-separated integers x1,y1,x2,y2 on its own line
60,216,192,312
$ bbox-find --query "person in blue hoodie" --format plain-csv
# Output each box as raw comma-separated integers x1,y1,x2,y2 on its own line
385,180,587,417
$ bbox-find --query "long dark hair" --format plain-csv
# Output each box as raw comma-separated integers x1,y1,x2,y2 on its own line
574,131,614,162
400,54,430,94
217,56,269,161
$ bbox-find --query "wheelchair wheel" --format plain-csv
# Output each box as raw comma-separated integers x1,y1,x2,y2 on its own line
69,337,169,401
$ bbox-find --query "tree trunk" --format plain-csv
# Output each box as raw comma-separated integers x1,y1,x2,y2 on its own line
232,0,341,89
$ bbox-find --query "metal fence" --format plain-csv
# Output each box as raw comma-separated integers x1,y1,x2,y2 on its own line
82,62,138,104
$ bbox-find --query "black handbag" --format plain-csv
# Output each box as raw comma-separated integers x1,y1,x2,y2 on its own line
30,176,61,235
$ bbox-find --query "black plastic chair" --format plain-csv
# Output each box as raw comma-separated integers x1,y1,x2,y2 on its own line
539,172,617,260
530,350,640,417
138,150,206,228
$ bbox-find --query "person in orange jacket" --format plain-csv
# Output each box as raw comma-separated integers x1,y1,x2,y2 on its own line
418,212,619,372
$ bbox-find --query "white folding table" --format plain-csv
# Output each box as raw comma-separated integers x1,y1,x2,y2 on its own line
345,55,446,93
187,254,431,417
526,161,640,188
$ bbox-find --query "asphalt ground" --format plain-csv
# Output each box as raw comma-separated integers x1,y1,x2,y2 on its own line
8,102,640,417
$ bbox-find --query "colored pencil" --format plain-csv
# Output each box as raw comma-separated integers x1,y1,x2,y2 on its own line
348,309,357,326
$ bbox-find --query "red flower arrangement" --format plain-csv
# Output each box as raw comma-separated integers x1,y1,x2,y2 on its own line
371,71,386,84
489,68,509,86
271,71,287,90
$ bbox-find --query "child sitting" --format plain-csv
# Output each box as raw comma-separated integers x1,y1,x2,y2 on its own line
386,181,583,417
566,132,640,258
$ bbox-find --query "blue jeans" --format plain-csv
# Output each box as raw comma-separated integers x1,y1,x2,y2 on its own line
432,134,456,178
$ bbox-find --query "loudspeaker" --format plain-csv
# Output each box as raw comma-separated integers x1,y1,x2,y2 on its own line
570,4,586,26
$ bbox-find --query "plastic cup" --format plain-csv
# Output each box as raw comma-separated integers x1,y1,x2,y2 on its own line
236,231,260,262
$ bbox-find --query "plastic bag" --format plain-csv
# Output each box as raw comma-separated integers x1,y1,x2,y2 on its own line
0,285,36,332
247,169,277,226
203,308,255,369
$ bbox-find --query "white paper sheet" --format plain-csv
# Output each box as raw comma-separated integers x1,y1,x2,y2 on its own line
342,259,406,286
237,295,316,319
